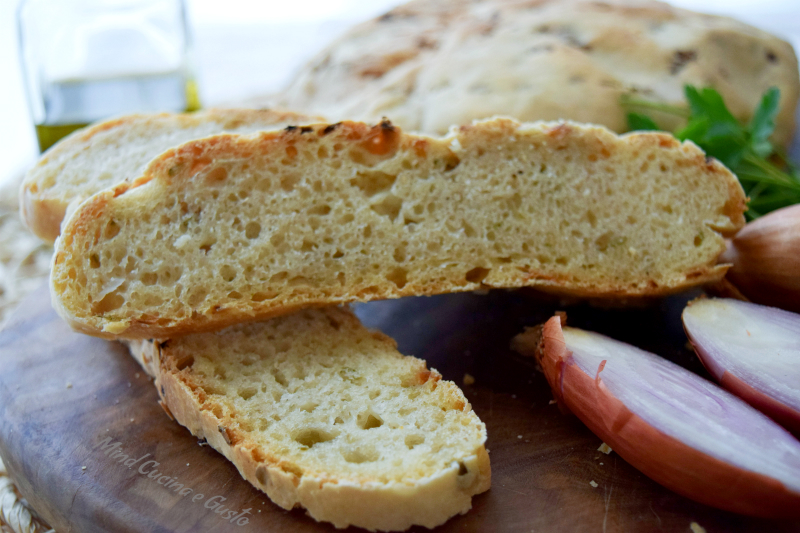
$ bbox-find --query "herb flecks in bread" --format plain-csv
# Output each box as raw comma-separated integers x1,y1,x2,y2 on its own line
21,108,321,242
127,307,490,531
278,0,799,148
52,118,746,339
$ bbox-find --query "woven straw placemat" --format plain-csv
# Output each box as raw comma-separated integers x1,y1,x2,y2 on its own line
0,172,55,533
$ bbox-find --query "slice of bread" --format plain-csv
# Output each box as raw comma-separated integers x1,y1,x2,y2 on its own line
52,118,746,339
21,108,321,242
126,306,490,531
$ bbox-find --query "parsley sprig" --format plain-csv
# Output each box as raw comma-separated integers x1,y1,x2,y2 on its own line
622,86,800,219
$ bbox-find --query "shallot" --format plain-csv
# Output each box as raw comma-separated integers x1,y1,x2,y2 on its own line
683,297,800,434
513,316,800,517
720,204,800,313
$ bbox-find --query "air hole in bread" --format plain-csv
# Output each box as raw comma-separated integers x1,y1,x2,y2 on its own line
343,446,379,464
238,387,257,401
694,233,704,246
386,267,408,288
205,167,228,184
465,267,490,284
199,240,215,255
301,402,318,412
244,222,261,239
89,254,100,269
308,204,331,216
442,153,460,172
104,220,120,239
289,275,309,287
371,194,403,220
220,265,237,282
174,354,194,371
463,222,477,238
255,465,268,486
270,271,288,283
350,170,397,196
228,291,242,299
393,245,406,263
404,434,425,450
186,287,208,307
358,412,384,430
293,428,335,449
91,292,124,314
273,370,289,387
280,173,301,192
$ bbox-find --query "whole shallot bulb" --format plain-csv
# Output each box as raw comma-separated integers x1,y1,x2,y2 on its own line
720,204,800,313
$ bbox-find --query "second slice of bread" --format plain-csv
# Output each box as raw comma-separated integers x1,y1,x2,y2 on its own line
127,306,490,531
53,118,746,339
21,108,321,242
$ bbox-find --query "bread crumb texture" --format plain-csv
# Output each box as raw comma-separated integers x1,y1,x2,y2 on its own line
141,307,490,530
53,118,745,339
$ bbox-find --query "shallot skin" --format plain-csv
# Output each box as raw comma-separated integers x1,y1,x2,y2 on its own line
720,204,800,313
683,298,800,435
514,316,800,518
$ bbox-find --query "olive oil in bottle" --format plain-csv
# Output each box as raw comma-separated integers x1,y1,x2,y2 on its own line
34,72,200,152
19,0,199,152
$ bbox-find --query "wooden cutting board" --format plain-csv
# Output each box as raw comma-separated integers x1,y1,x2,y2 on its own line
0,285,798,533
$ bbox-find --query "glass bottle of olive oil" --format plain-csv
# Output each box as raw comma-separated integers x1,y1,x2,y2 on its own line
19,0,201,153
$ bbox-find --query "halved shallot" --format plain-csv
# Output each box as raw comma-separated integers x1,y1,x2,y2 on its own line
512,316,800,517
683,298,800,434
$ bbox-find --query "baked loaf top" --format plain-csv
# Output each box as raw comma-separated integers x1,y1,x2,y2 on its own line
21,108,320,242
277,0,799,146
127,307,490,531
52,118,746,339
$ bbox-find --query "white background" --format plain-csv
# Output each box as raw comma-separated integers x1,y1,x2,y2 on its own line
1,0,799,188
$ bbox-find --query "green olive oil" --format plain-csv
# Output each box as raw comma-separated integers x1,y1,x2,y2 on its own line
35,72,201,152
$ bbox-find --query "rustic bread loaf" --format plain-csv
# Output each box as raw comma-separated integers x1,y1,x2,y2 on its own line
52,118,746,339
21,108,321,242
126,306,490,531
277,0,799,146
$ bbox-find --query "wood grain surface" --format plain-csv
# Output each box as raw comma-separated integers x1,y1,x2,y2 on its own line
0,285,798,533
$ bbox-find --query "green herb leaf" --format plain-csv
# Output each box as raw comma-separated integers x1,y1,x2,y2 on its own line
748,87,780,158
684,86,739,126
627,113,660,131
